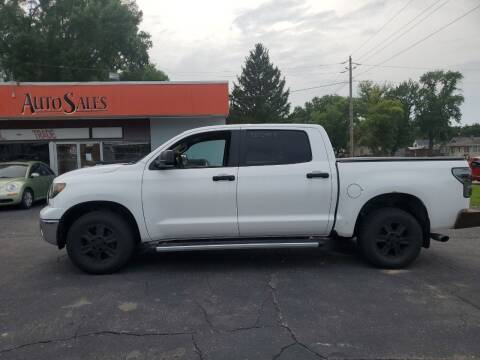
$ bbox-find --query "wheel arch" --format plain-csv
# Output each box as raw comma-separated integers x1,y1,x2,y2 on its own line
57,201,141,249
353,193,431,248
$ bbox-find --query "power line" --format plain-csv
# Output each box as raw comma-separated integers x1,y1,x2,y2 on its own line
290,81,351,93
358,63,480,71
358,63,439,70
281,62,344,71
357,0,446,61
333,82,348,94
354,3,480,79
360,0,451,63
351,0,415,56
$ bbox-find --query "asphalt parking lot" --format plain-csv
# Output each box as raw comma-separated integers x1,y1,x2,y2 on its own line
0,205,479,360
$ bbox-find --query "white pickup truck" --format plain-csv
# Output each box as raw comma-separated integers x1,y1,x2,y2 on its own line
40,124,478,274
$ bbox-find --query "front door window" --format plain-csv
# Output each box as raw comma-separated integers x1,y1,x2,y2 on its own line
171,131,230,169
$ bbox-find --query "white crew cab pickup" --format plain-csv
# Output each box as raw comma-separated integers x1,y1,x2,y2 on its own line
40,124,478,274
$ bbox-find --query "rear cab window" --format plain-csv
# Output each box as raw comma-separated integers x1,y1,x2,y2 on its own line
241,129,312,166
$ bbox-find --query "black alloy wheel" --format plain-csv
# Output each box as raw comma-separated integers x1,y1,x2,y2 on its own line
374,222,411,258
66,211,135,274
79,223,118,262
358,207,423,269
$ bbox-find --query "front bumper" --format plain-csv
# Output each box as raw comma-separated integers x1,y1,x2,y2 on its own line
0,194,21,206
454,209,480,229
40,219,59,246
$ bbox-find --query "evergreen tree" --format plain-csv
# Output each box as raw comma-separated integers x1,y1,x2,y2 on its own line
229,44,290,123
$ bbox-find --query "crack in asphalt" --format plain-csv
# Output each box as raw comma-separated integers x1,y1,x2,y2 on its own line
226,325,268,333
267,274,327,360
0,330,195,354
447,290,480,312
1,273,329,358
191,334,205,360
272,342,297,360
254,289,271,328
195,300,217,332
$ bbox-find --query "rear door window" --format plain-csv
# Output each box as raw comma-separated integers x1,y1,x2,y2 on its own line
241,130,312,166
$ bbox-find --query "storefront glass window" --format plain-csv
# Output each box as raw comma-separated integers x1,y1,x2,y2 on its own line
0,143,49,163
56,144,78,175
102,142,150,164
80,143,101,168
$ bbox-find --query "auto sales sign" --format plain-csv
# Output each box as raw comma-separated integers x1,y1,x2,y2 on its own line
0,82,230,119
21,92,108,115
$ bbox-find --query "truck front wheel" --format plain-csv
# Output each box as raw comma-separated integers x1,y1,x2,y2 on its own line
66,211,136,274
358,207,423,269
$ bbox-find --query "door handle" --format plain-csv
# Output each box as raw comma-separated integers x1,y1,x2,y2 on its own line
212,175,235,181
306,172,329,179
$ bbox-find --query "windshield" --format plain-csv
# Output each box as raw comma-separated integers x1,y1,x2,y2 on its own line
0,164,28,178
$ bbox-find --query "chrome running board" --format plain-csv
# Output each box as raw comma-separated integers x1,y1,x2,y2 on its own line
155,239,321,252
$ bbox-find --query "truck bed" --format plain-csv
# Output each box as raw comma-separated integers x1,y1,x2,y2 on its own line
337,157,464,162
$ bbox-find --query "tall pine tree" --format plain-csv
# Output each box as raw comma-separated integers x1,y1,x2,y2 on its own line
229,44,290,123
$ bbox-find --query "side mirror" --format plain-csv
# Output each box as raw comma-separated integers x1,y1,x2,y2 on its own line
152,150,176,169
30,172,40,178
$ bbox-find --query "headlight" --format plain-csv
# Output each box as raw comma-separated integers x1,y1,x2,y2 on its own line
49,183,66,199
5,183,19,193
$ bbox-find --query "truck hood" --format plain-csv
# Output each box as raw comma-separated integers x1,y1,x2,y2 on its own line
56,164,125,182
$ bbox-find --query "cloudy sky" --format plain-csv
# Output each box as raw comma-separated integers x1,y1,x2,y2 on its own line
136,0,480,124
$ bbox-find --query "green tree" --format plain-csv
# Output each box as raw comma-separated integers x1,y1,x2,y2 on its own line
289,106,309,124
386,79,418,150
289,95,350,155
358,99,404,156
356,81,406,155
229,43,290,123
120,63,169,81
0,0,159,81
451,123,480,137
415,70,464,151
311,96,349,156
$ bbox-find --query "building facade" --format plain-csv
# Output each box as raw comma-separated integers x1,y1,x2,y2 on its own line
0,81,228,174
442,136,480,157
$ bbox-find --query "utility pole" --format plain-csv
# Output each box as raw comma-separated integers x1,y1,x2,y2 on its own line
348,55,354,157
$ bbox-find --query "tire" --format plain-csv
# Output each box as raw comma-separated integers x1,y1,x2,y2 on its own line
20,189,34,209
66,211,136,274
358,207,423,269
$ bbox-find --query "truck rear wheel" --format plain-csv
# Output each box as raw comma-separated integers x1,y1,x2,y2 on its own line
66,211,135,274
358,207,422,269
